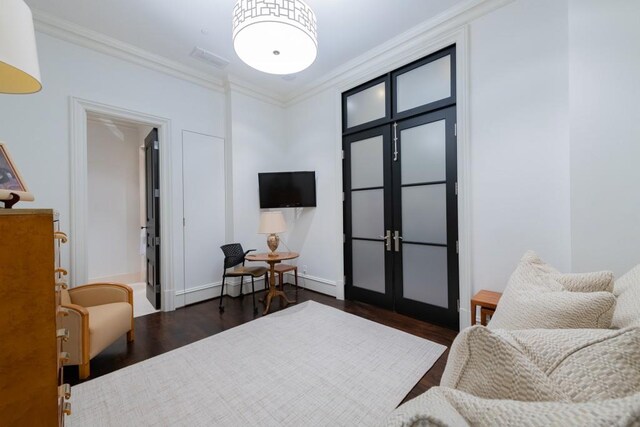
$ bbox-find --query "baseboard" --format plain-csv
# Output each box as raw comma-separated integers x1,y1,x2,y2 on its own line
175,277,269,307
282,272,336,297
174,273,336,307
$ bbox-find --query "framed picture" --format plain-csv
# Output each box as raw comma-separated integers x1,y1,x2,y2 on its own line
0,141,34,203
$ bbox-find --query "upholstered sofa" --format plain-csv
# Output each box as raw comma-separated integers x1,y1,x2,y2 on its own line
384,254,640,426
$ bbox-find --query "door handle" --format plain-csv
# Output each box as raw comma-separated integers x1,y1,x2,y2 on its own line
393,230,403,252
379,230,392,252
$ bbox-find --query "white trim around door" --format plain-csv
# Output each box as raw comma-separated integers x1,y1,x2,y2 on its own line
69,97,175,311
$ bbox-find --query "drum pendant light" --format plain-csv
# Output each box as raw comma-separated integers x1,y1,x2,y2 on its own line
232,0,317,75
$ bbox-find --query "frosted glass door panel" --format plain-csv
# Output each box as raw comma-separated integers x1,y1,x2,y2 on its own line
402,244,448,308
353,240,385,293
397,56,451,113
351,136,383,189
402,184,447,244
351,189,384,239
401,120,446,184
346,82,386,128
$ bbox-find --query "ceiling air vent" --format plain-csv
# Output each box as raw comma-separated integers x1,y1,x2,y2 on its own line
190,47,230,69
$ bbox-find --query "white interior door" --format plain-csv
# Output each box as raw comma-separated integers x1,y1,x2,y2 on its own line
182,131,225,304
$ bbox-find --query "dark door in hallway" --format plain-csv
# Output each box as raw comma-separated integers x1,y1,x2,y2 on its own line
144,128,161,309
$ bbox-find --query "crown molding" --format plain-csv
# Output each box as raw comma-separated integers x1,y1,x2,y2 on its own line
31,0,513,108
32,10,226,93
283,0,514,106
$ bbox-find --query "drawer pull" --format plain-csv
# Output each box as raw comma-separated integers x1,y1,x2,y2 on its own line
59,383,71,399
57,307,69,317
56,328,69,342
55,281,68,291
59,352,70,363
54,232,68,243
63,402,71,416
54,268,68,276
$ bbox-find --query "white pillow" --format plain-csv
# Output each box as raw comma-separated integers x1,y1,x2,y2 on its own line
519,251,614,293
487,290,615,330
488,252,616,330
612,263,640,328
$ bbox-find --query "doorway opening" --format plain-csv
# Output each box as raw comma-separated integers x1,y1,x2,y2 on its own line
86,112,160,317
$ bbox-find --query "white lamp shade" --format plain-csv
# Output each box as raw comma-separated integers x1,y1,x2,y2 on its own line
232,0,317,75
258,211,287,234
0,0,42,94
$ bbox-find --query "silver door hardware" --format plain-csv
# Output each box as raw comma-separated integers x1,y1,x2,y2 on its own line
155,236,161,246
153,140,159,150
393,230,402,252
379,230,392,252
455,182,458,195
154,189,160,197
454,123,457,137
393,122,399,161
341,150,344,159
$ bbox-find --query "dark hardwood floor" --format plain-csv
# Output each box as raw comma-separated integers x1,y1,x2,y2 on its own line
65,285,458,404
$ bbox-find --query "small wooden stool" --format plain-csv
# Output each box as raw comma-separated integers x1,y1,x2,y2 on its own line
470,290,502,326
273,264,298,291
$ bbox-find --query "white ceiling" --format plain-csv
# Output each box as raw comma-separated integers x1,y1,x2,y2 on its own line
25,0,467,98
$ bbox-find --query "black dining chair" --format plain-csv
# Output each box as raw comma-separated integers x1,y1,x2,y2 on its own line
219,243,268,314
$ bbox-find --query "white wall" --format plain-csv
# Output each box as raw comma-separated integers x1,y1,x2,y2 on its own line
228,89,288,256
87,119,143,282
284,0,572,296
468,0,571,291
284,88,342,296
569,0,640,276
4,0,637,311
0,33,225,300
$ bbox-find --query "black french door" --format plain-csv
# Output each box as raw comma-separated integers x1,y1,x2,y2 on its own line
343,45,459,329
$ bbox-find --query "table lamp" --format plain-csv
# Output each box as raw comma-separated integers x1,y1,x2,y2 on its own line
0,0,42,94
258,211,286,257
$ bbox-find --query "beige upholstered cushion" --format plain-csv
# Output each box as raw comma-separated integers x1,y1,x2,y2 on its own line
488,252,616,330
440,326,640,402
613,263,640,329
87,302,132,358
383,387,640,427
70,283,131,307
60,288,71,305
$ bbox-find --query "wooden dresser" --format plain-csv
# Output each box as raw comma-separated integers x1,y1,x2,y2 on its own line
0,209,71,425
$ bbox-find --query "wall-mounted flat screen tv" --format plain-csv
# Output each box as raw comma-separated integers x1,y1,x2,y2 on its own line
258,171,316,208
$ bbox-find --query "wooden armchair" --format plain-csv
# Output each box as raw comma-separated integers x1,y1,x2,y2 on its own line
60,283,134,379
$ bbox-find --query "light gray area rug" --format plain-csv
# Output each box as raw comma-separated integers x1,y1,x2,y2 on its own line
68,301,446,426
